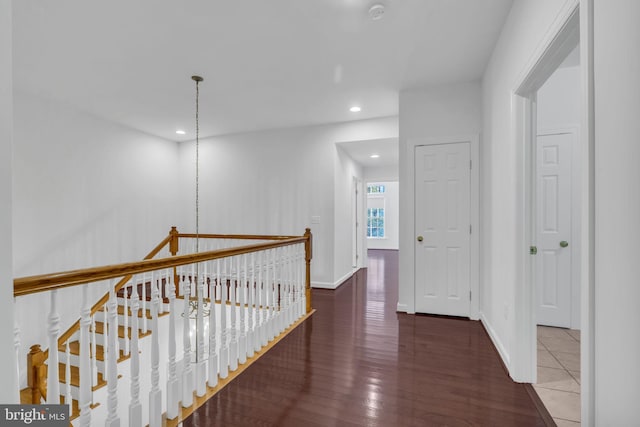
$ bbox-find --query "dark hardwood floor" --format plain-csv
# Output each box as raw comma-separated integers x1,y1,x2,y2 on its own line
184,249,548,426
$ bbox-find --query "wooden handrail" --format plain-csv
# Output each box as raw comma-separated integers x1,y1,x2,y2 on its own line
18,226,313,406
177,233,302,240
50,232,175,353
15,236,308,297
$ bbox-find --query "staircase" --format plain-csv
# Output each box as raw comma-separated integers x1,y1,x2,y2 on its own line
16,227,313,427
53,286,167,421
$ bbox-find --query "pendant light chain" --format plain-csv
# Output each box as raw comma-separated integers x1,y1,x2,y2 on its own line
192,75,203,256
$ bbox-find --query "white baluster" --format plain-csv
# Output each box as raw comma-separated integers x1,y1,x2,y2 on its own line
166,271,179,420
65,342,72,413
219,258,229,379
207,260,218,388
195,265,206,397
79,285,92,427
247,253,255,358
271,248,281,339
259,251,267,348
105,285,120,427
142,274,148,334
182,275,194,408
254,252,262,353
266,249,274,342
129,279,142,427
158,274,165,315
229,257,238,371
287,245,294,326
123,283,129,357
13,318,20,405
91,316,98,388
149,273,162,427
238,256,247,365
47,290,60,404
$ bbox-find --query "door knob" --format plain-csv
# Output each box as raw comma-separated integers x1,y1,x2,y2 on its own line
417,236,424,242
560,241,569,248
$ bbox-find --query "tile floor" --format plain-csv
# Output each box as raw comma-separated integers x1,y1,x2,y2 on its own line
535,326,581,425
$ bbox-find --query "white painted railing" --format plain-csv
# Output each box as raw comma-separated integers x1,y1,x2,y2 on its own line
14,228,312,426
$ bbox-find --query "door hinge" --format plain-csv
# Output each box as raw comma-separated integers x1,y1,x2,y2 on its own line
469,225,472,234
470,160,472,170
469,290,472,301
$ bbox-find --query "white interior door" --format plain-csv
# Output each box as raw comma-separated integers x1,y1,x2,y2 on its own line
414,143,470,317
536,132,572,327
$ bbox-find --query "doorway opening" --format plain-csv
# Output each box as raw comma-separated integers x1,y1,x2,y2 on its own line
510,1,594,424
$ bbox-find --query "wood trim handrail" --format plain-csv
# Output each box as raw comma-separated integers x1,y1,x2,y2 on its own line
51,232,175,351
177,233,301,240
14,236,308,298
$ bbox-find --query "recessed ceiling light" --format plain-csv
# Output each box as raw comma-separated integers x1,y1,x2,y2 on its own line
350,106,362,113
370,154,380,158
176,130,186,135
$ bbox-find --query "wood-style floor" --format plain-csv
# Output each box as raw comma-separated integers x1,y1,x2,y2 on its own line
184,250,548,426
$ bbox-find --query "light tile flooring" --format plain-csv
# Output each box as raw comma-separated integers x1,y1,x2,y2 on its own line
535,326,581,426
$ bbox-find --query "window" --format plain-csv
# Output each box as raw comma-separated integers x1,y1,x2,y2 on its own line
367,207,385,238
367,184,385,194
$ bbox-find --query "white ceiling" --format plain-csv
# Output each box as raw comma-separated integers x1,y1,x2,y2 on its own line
13,0,513,142
337,137,398,168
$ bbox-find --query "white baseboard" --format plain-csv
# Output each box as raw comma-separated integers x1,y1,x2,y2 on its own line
480,313,511,370
396,302,409,313
311,281,337,289
311,269,358,290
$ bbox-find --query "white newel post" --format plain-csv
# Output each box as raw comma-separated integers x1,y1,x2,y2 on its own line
208,260,218,388
47,290,60,404
105,285,120,427
238,256,247,365
182,275,194,408
149,273,162,427
79,285,92,427
166,272,179,420
129,280,142,427
229,257,238,372
219,258,229,379
195,266,206,397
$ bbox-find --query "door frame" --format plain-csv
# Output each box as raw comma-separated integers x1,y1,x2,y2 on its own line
407,135,480,320
511,0,595,424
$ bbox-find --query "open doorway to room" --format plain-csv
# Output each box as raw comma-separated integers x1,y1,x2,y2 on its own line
532,44,582,425
510,2,593,425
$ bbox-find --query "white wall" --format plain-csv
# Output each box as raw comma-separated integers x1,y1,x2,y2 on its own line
537,64,582,330
364,165,399,182
0,0,18,403
366,181,399,250
480,0,575,371
12,92,179,387
398,81,482,313
334,146,363,285
593,0,640,423
538,65,581,130
177,116,398,289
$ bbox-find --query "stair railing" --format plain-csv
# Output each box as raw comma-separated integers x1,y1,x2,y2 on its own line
14,227,312,427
